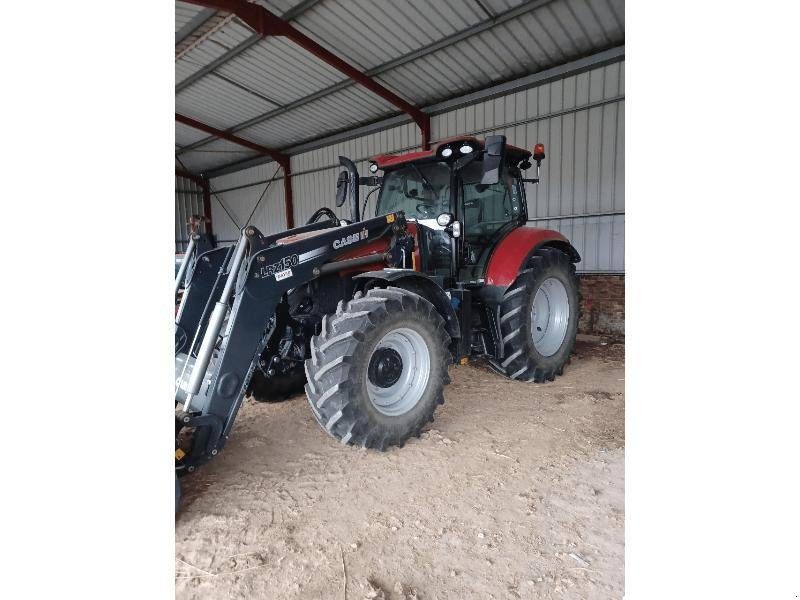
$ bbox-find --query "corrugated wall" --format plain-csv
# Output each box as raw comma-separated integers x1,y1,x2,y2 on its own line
199,59,624,272
206,163,287,244
175,175,205,252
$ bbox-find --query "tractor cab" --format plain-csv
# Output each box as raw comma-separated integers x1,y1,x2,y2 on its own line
369,136,539,285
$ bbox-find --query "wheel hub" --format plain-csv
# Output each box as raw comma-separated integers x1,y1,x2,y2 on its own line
365,327,431,417
368,347,404,388
530,277,570,357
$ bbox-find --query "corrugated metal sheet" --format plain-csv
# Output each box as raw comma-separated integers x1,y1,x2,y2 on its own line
176,74,279,131
214,37,348,106
176,19,252,84
196,61,624,272
288,0,489,72
174,0,624,171
175,1,205,33
375,0,624,107
179,138,258,172
236,85,396,149
175,175,206,252
208,163,287,243
176,121,213,148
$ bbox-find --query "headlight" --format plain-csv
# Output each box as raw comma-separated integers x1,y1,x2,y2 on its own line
436,213,454,227
441,147,453,158
369,162,378,173
459,144,474,154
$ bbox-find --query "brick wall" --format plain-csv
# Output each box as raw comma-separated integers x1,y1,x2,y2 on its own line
578,275,624,336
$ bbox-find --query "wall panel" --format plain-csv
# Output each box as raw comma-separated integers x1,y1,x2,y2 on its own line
192,60,625,272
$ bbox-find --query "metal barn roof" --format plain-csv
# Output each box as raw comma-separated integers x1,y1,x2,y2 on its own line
175,0,624,177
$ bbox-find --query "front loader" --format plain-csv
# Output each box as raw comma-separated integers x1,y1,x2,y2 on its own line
175,135,581,509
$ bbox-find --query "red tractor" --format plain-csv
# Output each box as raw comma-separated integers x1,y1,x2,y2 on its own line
175,135,580,506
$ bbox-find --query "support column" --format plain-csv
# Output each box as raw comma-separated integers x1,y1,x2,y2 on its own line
201,178,214,238
281,159,294,229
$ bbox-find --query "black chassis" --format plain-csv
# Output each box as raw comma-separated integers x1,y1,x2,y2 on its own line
176,212,417,473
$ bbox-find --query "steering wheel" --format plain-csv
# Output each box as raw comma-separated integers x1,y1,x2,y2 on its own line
416,203,437,219
306,207,339,225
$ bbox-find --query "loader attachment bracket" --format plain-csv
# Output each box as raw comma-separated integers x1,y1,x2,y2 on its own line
177,212,410,467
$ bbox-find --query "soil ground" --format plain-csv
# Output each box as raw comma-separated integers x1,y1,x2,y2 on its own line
176,340,625,599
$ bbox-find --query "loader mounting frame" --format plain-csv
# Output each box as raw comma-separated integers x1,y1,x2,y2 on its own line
176,212,412,472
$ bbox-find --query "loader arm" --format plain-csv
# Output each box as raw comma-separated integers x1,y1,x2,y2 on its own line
176,212,411,471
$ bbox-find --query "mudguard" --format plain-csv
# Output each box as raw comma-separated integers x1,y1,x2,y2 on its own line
484,225,580,288
353,269,461,342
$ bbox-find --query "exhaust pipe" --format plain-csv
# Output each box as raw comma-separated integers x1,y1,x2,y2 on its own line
180,231,249,412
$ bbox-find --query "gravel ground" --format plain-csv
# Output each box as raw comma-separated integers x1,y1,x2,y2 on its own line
176,340,625,599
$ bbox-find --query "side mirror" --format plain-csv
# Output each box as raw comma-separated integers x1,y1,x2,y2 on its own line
335,171,349,207
479,135,507,189
337,156,361,221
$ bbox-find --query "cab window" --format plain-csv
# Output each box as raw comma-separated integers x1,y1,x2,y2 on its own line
375,162,451,221
459,161,522,241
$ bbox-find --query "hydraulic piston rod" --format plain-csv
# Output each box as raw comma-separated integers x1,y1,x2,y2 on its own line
182,231,249,411
175,234,197,295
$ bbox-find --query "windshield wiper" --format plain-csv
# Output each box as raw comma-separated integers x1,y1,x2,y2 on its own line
411,163,437,198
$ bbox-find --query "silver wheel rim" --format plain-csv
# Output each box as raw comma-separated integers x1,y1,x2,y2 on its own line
366,327,431,416
531,277,570,357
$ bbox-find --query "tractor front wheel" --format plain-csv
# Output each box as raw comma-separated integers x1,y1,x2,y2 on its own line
496,247,580,382
304,287,451,450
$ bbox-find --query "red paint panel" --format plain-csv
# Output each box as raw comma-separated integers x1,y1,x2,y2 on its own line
485,226,570,287
372,151,435,169
370,137,531,170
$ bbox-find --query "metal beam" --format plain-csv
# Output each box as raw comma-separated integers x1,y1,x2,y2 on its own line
176,8,217,45
202,45,625,179
202,183,214,237
176,167,206,187
177,116,293,229
176,34,262,93
176,0,556,156
280,0,324,22
283,165,294,229
175,113,288,166
176,0,324,95
182,0,430,148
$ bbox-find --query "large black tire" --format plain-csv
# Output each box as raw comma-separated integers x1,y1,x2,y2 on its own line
247,366,306,403
304,287,451,450
495,247,580,382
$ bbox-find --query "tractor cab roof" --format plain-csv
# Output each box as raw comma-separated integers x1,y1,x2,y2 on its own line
370,136,531,171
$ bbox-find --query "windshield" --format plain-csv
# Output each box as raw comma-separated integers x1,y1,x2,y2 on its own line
375,162,451,221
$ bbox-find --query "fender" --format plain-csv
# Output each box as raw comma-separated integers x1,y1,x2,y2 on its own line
484,225,580,288
477,226,580,360
352,269,461,341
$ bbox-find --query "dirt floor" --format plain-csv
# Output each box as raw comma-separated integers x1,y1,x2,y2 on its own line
176,339,625,599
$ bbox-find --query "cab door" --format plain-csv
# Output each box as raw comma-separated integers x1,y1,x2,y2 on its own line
457,161,525,282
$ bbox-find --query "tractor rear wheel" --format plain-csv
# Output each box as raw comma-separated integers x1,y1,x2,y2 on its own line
496,247,580,382
304,287,451,450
